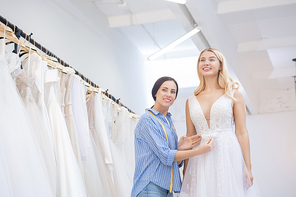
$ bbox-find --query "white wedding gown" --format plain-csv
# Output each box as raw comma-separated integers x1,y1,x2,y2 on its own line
62,69,83,170
180,91,260,197
71,75,106,196
0,39,54,196
18,52,57,194
44,68,87,197
109,104,133,197
71,75,90,161
115,106,136,178
86,92,119,197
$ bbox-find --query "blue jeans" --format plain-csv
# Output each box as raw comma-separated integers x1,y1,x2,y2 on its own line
137,182,173,197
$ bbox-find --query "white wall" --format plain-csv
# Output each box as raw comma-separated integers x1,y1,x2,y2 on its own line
247,111,296,197
0,0,146,114
170,88,296,197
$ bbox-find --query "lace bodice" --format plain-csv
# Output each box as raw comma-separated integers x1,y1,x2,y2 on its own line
188,91,235,138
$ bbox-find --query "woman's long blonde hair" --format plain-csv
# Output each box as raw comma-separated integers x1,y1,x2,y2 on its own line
194,48,239,100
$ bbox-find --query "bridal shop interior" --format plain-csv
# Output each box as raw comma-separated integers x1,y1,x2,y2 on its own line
1,0,296,196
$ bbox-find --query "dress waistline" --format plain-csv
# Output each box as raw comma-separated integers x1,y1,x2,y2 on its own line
200,129,233,140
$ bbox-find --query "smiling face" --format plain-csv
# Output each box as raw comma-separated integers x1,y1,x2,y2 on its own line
198,51,222,77
154,80,177,110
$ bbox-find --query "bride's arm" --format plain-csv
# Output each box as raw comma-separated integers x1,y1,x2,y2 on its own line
233,90,253,186
183,99,198,176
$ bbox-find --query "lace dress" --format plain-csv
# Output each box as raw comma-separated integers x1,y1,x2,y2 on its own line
17,53,57,194
180,91,260,197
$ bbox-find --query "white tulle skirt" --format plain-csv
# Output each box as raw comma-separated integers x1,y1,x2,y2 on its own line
180,130,261,197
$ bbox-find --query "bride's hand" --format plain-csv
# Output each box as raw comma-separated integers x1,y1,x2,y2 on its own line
243,167,254,189
178,134,202,150
197,136,215,154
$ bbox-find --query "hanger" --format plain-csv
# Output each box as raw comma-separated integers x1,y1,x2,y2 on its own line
0,23,15,36
0,24,34,63
12,25,21,54
130,113,140,119
0,23,23,46
18,34,35,59
100,88,106,93
116,99,122,112
43,56,67,74
58,58,68,74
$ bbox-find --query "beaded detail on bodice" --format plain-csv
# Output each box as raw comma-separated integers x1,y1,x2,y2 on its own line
188,91,235,137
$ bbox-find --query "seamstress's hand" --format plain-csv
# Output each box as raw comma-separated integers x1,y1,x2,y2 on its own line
178,134,202,150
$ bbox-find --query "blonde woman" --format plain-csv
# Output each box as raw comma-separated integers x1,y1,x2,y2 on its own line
180,48,260,196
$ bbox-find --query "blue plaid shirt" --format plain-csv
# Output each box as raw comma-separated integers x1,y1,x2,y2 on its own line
131,108,183,197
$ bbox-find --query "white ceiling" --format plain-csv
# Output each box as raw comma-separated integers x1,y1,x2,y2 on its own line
93,0,296,114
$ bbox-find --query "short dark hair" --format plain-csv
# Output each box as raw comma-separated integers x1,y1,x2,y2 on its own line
151,76,179,101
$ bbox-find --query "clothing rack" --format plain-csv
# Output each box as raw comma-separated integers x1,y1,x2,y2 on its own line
0,15,135,114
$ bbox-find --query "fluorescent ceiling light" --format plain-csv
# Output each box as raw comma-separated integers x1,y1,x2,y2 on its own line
166,0,186,4
148,27,200,61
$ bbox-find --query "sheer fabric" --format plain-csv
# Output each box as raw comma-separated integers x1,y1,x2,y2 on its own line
180,91,260,197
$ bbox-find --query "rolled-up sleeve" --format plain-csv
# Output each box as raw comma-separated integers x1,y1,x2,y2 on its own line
138,117,176,166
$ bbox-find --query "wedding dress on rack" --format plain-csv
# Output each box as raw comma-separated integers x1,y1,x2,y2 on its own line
87,92,119,197
0,38,54,196
61,69,83,170
19,52,57,194
71,74,90,161
44,67,87,197
117,107,137,175
108,104,134,197
71,75,105,196
101,98,123,194
89,92,114,165
20,52,54,141
24,53,54,149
